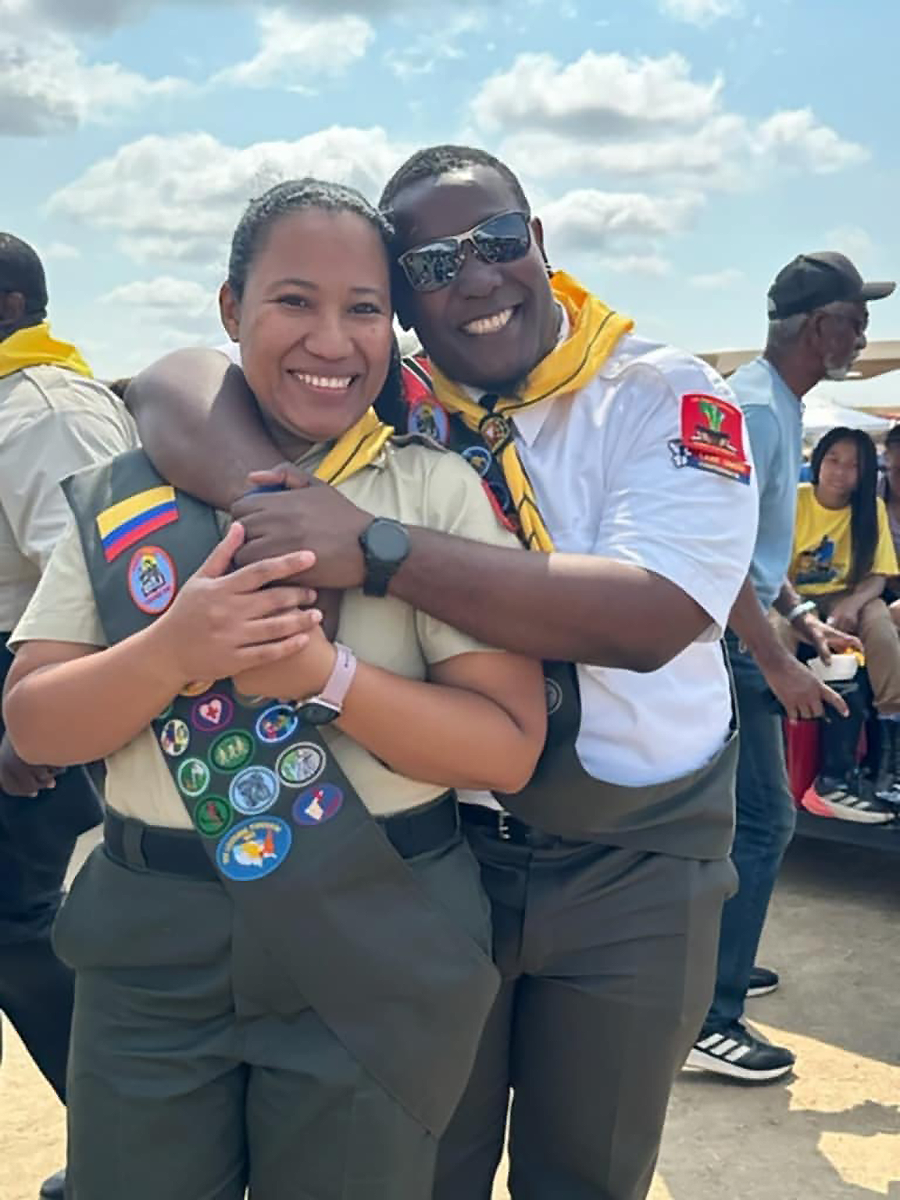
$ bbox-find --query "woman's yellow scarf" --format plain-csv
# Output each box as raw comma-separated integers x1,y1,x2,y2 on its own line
314,407,393,485
429,272,633,551
0,322,93,381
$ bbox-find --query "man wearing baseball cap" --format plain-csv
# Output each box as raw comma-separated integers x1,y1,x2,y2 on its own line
687,250,895,1082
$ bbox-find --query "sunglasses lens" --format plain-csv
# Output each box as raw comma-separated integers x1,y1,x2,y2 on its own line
400,243,461,293
472,212,531,264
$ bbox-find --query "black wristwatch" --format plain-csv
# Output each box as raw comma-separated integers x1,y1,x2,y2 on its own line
359,517,411,597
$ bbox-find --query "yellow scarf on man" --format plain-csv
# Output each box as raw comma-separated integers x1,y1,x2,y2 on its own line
0,322,93,381
314,406,393,485
429,272,633,551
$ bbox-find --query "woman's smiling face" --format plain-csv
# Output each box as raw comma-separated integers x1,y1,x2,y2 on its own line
220,207,394,449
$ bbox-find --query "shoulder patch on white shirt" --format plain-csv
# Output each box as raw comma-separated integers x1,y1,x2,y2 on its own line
669,393,752,486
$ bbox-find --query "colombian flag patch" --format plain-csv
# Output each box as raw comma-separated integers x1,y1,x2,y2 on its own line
96,486,179,562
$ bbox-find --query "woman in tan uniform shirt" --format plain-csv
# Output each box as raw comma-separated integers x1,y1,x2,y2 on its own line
3,180,545,1200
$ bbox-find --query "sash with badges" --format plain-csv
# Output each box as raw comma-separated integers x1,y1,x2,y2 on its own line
63,448,499,1138
398,353,739,860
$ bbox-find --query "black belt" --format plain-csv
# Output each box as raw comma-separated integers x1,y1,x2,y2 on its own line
104,791,460,880
461,803,548,845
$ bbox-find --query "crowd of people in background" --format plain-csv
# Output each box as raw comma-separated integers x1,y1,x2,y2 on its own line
0,145,896,1200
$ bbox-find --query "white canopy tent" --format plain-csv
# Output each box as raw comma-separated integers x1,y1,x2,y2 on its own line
801,396,892,440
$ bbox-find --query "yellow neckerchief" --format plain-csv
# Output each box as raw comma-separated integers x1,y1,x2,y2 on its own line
429,271,633,551
313,406,393,485
0,321,93,381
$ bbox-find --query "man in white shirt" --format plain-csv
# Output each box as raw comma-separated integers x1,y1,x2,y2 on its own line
127,147,758,1200
0,233,137,1200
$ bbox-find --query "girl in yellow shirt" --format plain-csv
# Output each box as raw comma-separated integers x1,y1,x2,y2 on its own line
782,426,900,822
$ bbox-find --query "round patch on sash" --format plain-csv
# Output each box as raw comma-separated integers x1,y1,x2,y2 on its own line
479,414,512,453
217,816,290,883
229,765,280,816
276,742,326,789
292,784,343,827
181,679,214,697
256,704,299,745
209,730,254,773
192,694,234,733
160,718,190,758
217,817,292,881
461,445,493,477
127,546,176,615
177,757,210,798
544,677,563,716
194,796,232,837
409,399,449,444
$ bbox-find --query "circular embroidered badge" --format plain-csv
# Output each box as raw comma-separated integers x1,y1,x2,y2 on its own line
461,445,493,477
209,730,254,774
159,718,190,758
127,546,176,615
217,817,292,882
409,399,449,444
194,796,233,838
544,677,563,716
192,694,234,733
229,765,280,816
255,704,299,745
276,742,326,789
479,414,512,453
292,783,344,827
177,757,210,798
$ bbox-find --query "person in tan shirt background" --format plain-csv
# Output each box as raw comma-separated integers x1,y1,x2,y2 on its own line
0,233,137,1200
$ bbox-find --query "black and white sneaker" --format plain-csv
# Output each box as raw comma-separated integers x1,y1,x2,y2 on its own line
804,777,898,825
686,1024,795,1083
747,966,779,997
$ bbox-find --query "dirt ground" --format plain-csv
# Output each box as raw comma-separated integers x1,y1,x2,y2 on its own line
2,831,898,1200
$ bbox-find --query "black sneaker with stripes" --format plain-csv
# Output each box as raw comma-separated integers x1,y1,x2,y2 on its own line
812,775,898,824
686,1024,795,1082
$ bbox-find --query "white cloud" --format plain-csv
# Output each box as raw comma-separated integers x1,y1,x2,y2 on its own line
48,127,410,266
101,277,216,322
659,0,740,25
541,189,703,251
473,51,868,190
0,28,189,135
472,51,723,138
600,254,672,277
385,11,486,80
754,109,869,174
689,268,744,289
40,242,82,261
824,226,874,265
214,11,373,90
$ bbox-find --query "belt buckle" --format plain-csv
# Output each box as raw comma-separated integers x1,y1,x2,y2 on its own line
497,811,512,841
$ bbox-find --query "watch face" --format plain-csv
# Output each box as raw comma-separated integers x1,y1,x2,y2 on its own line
366,518,410,565
296,701,340,726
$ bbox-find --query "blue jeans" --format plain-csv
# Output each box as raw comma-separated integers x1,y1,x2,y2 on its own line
703,640,797,1032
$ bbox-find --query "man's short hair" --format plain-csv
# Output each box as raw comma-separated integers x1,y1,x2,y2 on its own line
379,145,530,220
0,233,48,317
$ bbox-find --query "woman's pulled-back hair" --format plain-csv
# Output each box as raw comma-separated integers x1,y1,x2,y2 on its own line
811,426,880,587
227,178,394,300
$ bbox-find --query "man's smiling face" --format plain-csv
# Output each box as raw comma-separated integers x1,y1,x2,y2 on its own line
390,165,560,394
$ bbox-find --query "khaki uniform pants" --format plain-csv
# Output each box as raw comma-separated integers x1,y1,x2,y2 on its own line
772,593,900,715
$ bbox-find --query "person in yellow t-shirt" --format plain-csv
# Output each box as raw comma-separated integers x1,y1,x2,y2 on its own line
778,426,900,821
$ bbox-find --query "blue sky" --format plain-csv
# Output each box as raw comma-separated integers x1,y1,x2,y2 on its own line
4,0,898,403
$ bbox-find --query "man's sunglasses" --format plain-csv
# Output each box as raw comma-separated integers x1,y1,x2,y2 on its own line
397,211,532,294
